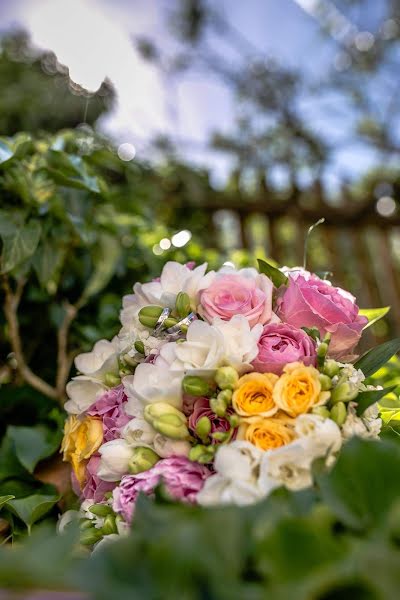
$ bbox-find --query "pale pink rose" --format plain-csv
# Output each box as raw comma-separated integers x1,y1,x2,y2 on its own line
88,385,130,442
71,455,115,503
188,397,233,443
112,457,211,523
252,323,317,375
199,270,273,327
276,275,367,358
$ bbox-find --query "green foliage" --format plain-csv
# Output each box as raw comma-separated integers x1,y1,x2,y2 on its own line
354,338,400,378
257,258,288,287
359,306,391,330
2,439,400,598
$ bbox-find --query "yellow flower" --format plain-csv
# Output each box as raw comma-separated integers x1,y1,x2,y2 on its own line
61,415,103,487
273,362,330,417
232,372,279,417
238,413,295,451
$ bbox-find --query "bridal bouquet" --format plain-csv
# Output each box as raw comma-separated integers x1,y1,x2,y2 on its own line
61,258,393,546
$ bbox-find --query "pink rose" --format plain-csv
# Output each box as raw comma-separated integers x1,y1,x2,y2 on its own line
188,397,233,443
88,385,130,442
276,274,367,358
199,270,273,327
112,457,211,523
252,323,317,375
71,455,115,503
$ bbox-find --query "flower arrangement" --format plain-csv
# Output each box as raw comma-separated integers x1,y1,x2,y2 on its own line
61,258,395,547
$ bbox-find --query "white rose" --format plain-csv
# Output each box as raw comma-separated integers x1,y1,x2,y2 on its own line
97,439,134,482
64,376,107,415
260,441,314,492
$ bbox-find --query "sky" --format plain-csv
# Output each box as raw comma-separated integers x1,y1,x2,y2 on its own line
0,0,389,187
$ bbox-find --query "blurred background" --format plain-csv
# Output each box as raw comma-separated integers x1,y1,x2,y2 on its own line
1,0,400,395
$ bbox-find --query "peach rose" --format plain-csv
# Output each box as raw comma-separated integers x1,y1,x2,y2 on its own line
273,362,330,417
61,415,103,486
232,372,279,417
238,414,295,451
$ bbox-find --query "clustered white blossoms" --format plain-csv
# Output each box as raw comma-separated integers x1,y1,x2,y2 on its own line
61,260,387,547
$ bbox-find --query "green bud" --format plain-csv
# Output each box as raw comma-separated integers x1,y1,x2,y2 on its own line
175,292,191,318
88,503,113,518
228,414,241,428
330,382,359,404
144,403,189,440
330,401,347,426
189,444,215,464
319,374,332,391
323,359,341,378
217,389,232,405
79,518,94,531
215,366,239,390
212,431,230,442
138,305,163,328
195,416,212,439
123,354,139,368
182,375,210,397
134,340,145,354
311,406,330,419
128,447,160,474
164,317,178,329
317,342,329,359
80,526,103,546
119,367,133,378
322,332,332,345
210,396,227,417
101,514,118,536
104,373,121,387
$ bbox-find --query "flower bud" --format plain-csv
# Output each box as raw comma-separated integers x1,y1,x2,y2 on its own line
319,374,332,391
228,414,241,428
104,373,121,387
215,366,239,390
210,395,227,417
88,504,113,518
80,526,103,546
311,406,330,419
164,317,178,329
134,340,145,354
330,382,359,404
123,354,139,368
217,389,232,405
101,514,118,536
189,444,215,464
330,402,347,426
195,416,211,440
128,446,160,474
175,292,191,318
317,342,329,367
212,431,230,442
79,518,94,531
138,305,163,328
323,359,341,378
182,375,210,397
144,403,189,440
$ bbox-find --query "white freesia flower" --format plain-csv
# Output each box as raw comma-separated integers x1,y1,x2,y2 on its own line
120,261,214,327
122,417,156,447
342,402,382,440
64,376,107,415
295,414,342,458
123,364,183,417
75,339,119,380
197,441,265,506
97,439,134,482
153,434,191,458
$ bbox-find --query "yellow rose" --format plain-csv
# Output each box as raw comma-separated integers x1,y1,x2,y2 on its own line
238,414,295,451
61,416,103,486
232,372,279,417
273,362,330,417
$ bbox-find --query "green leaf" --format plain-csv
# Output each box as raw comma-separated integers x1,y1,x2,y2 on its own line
356,386,397,416
0,139,14,164
33,238,67,289
81,232,121,302
359,306,390,330
7,425,62,474
0,495,15,510
317,438,400,531
257,258,288,287
6,494,59,531
354,338,400,378
0,219,41,273
45,150,100,193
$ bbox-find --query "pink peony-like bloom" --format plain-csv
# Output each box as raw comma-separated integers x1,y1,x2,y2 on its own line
276,274,367,359
188,397,232,443
88,385,130,442
199,270,273,327
252,323,317,375
112,456,211,523
80,455,115,502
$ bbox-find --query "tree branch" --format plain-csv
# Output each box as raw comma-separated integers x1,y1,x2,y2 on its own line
1,274,58,400
56,300,81,401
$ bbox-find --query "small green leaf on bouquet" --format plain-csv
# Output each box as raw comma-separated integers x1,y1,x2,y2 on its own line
356,386,397,416
359,306,390,330
354,338,400,378
257,258,288,288
6,494,60,532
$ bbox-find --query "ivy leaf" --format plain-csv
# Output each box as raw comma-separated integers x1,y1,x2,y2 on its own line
7,425,62,474
359,306,390,330
45,150,100,193
356,386,397,416
33,238,67,289
0,219,41,273
257,258,288,287
354,338,400,378
6,494,60,532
